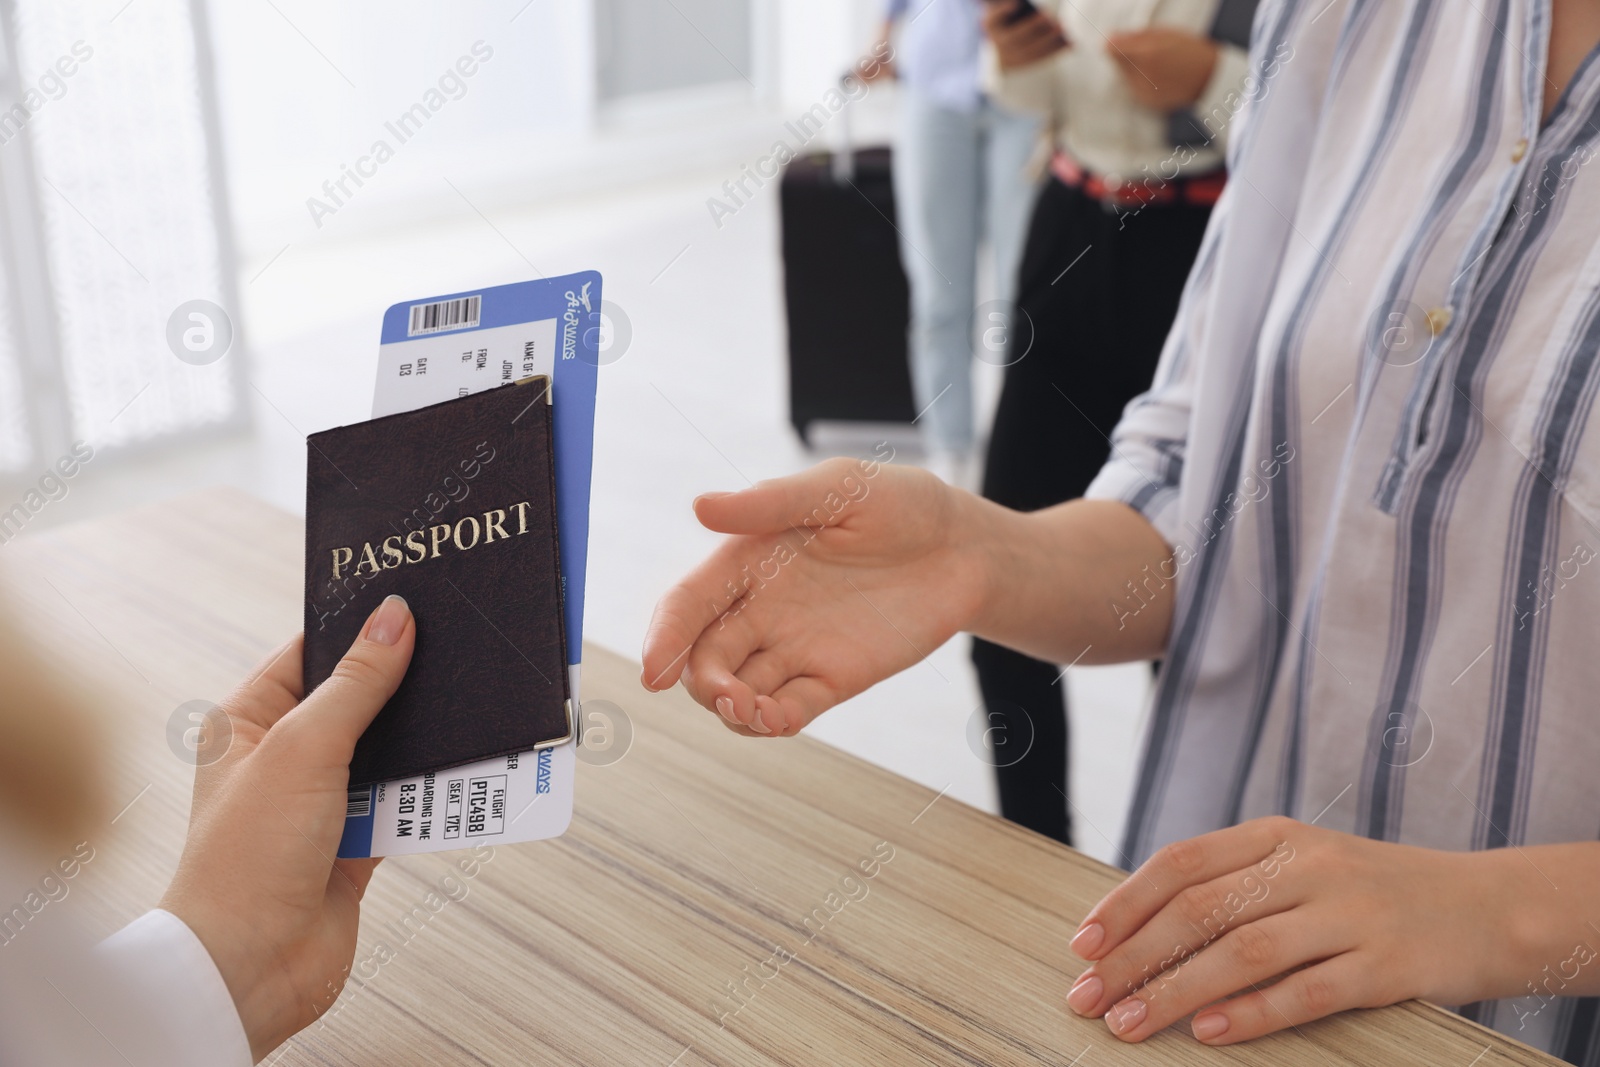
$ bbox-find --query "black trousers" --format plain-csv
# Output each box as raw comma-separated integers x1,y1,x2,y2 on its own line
973,177,1213,845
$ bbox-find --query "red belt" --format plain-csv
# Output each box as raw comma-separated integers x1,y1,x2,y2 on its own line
1050,152,1227,210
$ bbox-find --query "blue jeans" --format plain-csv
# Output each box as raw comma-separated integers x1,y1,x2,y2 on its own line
893,89,1042,456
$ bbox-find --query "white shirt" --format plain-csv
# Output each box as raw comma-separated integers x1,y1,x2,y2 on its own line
987,0,1253,181
1,903,251,1066
1085,0,1600,1055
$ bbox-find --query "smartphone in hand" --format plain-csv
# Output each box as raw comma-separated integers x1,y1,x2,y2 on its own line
983,0,1069,66
995,0,1040,25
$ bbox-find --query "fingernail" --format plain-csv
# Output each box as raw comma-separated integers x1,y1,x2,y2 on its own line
1192,1013,1229,1041
715,695,736,723
1070,921,1104,958
1107,997,1146,1035
367,595,410,646
750,702,773,734
1066,973,1102,1015
694,492,732,508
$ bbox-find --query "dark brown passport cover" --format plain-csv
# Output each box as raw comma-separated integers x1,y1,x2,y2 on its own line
303,378,571,788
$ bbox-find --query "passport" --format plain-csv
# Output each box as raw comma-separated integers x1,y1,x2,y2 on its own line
303,377,572,788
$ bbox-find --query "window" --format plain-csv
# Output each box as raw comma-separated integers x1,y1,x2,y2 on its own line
0,0,243,476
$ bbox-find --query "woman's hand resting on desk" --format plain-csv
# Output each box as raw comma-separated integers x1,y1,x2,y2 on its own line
1069,815,1600,1045
160,595,415,1062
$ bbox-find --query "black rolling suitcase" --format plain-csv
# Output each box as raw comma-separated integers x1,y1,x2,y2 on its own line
779,118,915,445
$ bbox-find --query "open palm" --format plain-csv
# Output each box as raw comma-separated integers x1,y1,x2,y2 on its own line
642,458,983,736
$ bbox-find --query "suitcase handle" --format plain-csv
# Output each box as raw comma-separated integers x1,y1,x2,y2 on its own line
830,70,860,185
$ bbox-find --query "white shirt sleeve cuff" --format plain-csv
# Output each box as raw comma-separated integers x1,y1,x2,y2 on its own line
97,909,254,1067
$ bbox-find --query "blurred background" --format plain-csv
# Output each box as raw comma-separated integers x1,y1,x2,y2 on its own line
0,0,1148,865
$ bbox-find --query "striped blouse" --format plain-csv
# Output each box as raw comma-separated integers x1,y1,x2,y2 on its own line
1083,0,1600,1059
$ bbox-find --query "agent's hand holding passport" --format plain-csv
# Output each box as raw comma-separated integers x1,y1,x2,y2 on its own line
152,274,602,1059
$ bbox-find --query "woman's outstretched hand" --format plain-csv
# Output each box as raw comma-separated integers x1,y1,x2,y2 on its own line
642,457,989,737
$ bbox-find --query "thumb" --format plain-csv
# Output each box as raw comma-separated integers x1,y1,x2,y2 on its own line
332,856,383,900
694,458,869,536
284,594,415,760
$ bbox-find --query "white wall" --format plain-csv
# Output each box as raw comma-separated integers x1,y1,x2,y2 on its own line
775,0,875,108
205,1,594,254
204,0,891,262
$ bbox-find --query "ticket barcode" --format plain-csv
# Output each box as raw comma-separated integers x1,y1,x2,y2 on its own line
407,294,481,336
346,786,372,818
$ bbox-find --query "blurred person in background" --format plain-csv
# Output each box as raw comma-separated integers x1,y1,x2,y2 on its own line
869,0,1043,489
0,594,416,1065
970,0,1255,846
